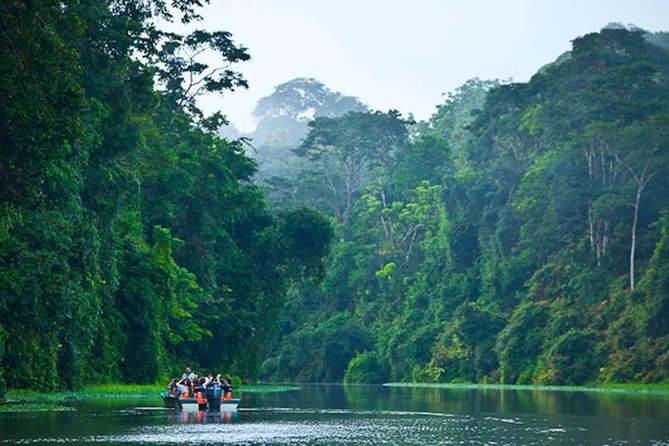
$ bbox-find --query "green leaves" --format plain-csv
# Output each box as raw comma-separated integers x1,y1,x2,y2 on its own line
293,111,409,226
0,0,336,389
261,28,669,386
154,29,249,120
3,6,669,392
276,209,334,278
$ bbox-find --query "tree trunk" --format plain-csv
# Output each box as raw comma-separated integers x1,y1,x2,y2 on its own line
610,142,658,291
630,186,641,290
627,166,657,290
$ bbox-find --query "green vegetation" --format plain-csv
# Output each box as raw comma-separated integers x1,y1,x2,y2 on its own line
4,383,296,402
0,383,296,412
0,403,75,413
259,27,669,386
6,385,161,403
384,382,669,395
0,1,332,391
249,78,369,210
240,384,301,394
1,3,667,392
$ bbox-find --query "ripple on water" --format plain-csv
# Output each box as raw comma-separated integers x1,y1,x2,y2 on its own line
0,409,644,446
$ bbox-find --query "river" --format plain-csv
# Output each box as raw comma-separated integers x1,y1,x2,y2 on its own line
1,384,668,445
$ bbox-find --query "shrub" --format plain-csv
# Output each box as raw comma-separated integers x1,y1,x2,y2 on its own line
344,351,388,384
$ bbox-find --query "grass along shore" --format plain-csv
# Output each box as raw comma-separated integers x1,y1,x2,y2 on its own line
383,382,669,395
1,383,299,412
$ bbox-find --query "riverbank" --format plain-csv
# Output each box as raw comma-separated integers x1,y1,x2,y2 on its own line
1,383,299,412
384,382,669,395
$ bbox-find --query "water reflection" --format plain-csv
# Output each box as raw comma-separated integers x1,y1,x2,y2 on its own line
164,409,238,424
341,384,669,419
0,385,668,445
4,409,667,445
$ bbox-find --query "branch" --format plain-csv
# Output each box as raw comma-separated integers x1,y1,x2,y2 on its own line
178,65,229,108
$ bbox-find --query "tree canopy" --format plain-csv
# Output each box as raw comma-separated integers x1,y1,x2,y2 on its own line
0,0,332,390
259,28,669,385
2,10,668,391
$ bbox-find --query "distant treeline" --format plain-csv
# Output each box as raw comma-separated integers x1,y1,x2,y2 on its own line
260,28,669,385
0,1,332,391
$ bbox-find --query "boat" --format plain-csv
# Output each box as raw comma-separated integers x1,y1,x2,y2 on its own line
161,385,241,412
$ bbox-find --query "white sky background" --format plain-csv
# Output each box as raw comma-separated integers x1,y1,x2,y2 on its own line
185,0,669,132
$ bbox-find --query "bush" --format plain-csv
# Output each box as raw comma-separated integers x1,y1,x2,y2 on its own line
538,328,598,385
496,301,550,383
344,352,388,384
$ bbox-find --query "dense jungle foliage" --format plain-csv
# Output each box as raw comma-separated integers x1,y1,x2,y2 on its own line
259,28,669,385
1,3,668,393
0,0,333,392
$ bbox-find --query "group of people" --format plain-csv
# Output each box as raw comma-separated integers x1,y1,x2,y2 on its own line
167,367,233,400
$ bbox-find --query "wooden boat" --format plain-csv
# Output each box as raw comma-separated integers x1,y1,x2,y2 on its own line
161,389,240,412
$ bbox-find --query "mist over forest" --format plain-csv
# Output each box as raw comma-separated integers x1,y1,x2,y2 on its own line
249,26,669,385
1,0,668,393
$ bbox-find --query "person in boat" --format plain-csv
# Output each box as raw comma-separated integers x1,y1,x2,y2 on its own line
167,378,179,396
203,373,214,387
204,373,223,403
193,377,208,409
176,377,193,398
221,377,233,400
182,367,195,380
192,377,206,397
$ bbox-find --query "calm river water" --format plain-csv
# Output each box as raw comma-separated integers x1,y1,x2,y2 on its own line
1,384,668,445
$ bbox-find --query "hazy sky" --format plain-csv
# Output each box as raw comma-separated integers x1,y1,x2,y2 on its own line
187,0,669,132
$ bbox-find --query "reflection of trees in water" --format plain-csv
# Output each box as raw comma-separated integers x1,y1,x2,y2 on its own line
345,385,669,419
513,388,669,419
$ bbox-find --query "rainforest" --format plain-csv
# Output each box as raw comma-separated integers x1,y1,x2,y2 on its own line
1,1,668,395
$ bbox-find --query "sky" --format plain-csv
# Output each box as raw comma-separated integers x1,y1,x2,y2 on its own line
184,0,669,132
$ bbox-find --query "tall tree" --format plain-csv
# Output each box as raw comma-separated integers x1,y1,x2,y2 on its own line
294,111,409,227
607,116,669,289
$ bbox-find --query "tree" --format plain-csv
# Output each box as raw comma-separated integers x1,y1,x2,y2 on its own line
252,78,367,148
608,116,669,290
153,29,250,123
294,111,409,227
0,0,338,389
418,78,500,154
258,28,669,386
360,182,443,265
